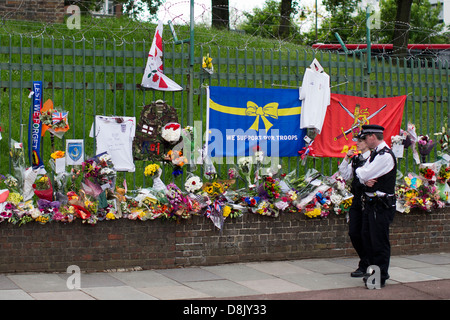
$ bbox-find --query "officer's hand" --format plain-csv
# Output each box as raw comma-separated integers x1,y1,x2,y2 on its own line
365,179,377,187
346,149,356,158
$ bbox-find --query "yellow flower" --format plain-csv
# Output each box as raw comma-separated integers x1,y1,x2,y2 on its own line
39,176,48,183
7,192,23,205
106,212,116,220
51,150,65,159
223,206,231,217
36,215,49,224
144,164,160,176
202,54,213,69
305,208,321,218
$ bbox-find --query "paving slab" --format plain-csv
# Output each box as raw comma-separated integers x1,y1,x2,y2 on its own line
138,285,211,300
201,264,276,282
390,256,435,269
278,272,347,290
7,274,69,293
409,265,450,279
237,278,309,294
0,289,33,300
186,279,260,298
109,270,180,288
245,261,314,276
388,267,441,283
290,259,355,274
29,290,95,300
0,275,20,290
81,286,158,300
156,267,224,283
406,253,450,265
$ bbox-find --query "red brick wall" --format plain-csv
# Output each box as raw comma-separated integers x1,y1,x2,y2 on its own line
0,209,449,273
0,0,65,23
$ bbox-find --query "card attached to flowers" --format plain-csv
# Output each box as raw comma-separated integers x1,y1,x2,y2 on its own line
50,150,66,174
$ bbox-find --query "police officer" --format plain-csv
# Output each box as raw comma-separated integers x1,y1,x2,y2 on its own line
339,136,371,278
355,124,397,288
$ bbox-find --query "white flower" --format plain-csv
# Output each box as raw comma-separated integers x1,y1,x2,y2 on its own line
30,208,41,219
162,123,181,143
99,153,112,162
185,176,203,193
254,151,264,163
330,193,343,205
274,201,289,211
391,135,404,145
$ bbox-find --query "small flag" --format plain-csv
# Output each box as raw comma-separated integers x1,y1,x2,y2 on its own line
141,21,182,91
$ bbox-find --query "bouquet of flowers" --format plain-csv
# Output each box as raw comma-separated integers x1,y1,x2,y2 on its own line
202,181,226,200
144,163,166,191
164,149,188,177
49,150,66,174
258,176,281,200
437,164,450,183
434,126,449,155
391,133,406,158
166,183,191,219
254,200,278,217
184,175,203,193
404,123,420,164
9,140,26,191
33,175,53,201
417,134,436,163
161,122,181,144
40,104,70,139
202,53,214,74
436,162,450,203
82,153,116,190
237,156,255,187
419,166,436,183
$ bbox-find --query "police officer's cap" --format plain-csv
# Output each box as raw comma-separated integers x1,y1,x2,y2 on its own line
353,124,384,141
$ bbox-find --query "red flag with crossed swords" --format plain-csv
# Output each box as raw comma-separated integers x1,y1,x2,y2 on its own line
309,93,406,158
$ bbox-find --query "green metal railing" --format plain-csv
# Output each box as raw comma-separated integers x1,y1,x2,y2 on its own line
0,34,449,188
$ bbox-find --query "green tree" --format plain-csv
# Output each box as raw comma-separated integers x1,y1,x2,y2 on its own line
241,0,302,42
212,0,230,30
303,0,363,45
380,0,447,46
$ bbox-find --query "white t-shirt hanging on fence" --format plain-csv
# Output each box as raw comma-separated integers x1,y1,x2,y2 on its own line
89,116,136,172
299,67,331,133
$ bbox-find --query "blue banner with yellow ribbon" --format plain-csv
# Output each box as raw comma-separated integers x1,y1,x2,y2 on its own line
206,86,306,157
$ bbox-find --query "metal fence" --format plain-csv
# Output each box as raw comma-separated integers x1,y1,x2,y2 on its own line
0,34,449,188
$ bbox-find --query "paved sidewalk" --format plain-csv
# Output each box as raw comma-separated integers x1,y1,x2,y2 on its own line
0,252,449,300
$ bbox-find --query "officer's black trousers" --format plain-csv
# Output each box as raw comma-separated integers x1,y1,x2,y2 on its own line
348,201,369,272
361,199,395,281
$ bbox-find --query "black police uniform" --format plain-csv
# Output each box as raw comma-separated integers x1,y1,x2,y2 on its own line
361,146,397,285
348,153,370,276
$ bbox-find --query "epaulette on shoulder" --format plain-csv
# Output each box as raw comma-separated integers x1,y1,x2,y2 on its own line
378,147,389,155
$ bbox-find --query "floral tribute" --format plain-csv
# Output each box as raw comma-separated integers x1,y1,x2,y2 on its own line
1,122,449,229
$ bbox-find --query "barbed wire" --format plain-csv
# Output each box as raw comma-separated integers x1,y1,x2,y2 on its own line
0,0,448,56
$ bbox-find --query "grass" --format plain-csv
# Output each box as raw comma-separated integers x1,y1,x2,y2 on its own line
0,16,449,189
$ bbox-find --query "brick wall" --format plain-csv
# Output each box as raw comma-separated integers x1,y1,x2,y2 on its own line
0,209,449,273
0,0,65,23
